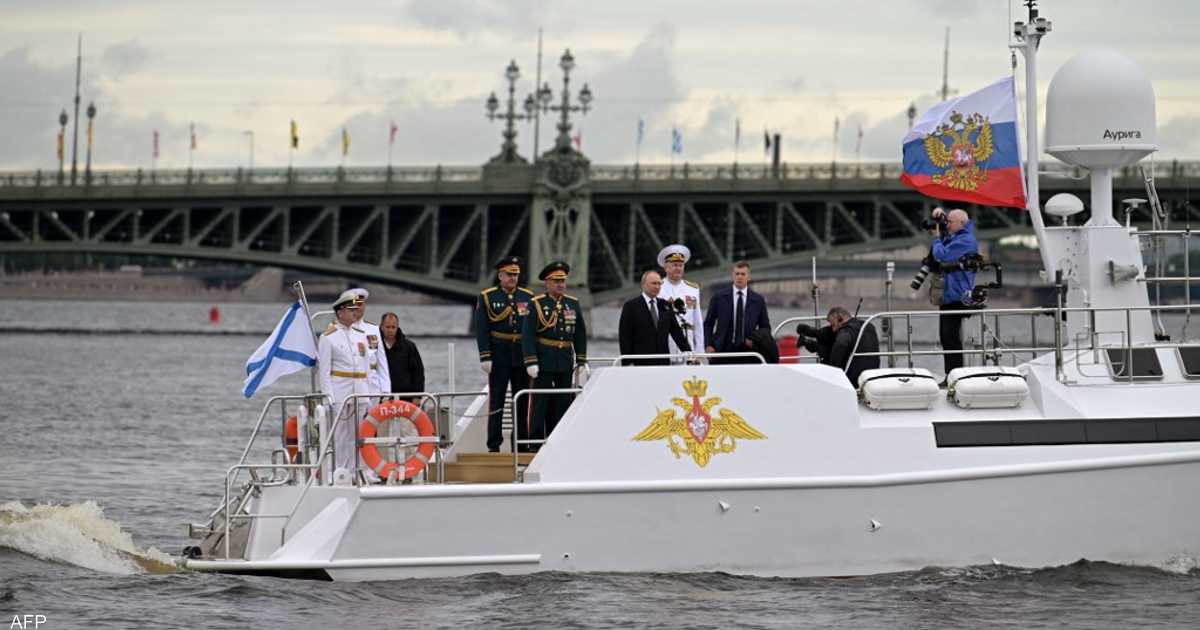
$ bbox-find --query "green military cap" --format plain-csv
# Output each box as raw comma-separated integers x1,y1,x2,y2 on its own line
539,261,570,281
494,255,523,274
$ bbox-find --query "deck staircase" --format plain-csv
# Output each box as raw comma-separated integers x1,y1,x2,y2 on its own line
430,452,534,483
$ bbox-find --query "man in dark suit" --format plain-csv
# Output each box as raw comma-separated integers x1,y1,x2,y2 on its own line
618,270,692,366
704,260,771,364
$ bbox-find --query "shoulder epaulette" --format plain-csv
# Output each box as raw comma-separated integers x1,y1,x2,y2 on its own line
564,294,578,300
322,323,337,336
684,279,699,289
352,326,365,333
518,287,535,295
364,319,376,326
481,287,497,296
531,294,546,302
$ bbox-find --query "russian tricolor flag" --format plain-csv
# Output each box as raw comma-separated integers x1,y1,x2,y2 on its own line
901,76,1027,210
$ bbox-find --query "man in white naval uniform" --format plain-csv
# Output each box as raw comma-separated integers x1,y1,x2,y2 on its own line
318,293,372,479
349,288,391,398
656,244,704,361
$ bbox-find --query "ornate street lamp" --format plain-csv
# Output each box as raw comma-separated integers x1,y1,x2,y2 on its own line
485,59,536,164
536,49,592,153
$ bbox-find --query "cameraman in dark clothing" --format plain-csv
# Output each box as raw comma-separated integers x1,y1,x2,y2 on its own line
380,312,425,400
796,306,880,386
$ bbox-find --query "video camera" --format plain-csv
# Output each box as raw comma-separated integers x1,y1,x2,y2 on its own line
794,323,823,353
910,252,1003,307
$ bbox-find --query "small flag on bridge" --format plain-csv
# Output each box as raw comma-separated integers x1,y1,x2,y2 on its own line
341,128,350,156
243,301,318,399
190,123,197,150
389,120,398,146
671,127,682,154
56,131,64,161
152,130,159,159
290,120,299,149
763,129,771,156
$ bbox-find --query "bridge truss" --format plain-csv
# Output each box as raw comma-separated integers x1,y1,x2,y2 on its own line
1,161,1197,304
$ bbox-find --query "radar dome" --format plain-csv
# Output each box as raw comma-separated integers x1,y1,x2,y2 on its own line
1044,49,1156,169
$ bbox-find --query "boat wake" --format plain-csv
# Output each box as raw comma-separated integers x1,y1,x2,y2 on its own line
0,501,178,575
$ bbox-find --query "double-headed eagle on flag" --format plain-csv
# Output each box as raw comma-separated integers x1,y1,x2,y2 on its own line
922,111,995,192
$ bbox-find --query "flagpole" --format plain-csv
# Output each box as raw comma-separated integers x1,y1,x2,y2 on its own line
293,280,319,394
387,122,394,170
733,118,740,168
533,27,543,159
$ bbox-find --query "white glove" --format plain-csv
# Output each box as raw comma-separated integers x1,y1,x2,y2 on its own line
480,360,492,374
526,365,539,379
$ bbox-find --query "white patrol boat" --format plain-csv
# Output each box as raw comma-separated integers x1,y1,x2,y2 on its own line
181,7,1200,580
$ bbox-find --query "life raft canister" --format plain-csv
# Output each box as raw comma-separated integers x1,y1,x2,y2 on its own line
284,416,299,462
778,335,800,364
359,400,436,480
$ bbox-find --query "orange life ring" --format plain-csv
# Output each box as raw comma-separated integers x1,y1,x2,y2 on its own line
284,416,299,462
359,400,436,480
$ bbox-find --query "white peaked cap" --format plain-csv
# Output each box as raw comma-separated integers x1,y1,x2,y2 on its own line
656,244,692,267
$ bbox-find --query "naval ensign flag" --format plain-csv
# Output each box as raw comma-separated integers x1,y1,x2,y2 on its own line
243,301,318,398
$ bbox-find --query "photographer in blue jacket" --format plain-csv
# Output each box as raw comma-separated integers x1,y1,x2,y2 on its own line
930,207,978,377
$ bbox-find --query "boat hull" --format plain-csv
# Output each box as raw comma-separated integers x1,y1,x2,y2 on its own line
185,450,1200,581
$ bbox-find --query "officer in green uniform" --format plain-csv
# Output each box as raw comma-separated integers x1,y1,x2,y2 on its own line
474,255,536,452
521,261,588,450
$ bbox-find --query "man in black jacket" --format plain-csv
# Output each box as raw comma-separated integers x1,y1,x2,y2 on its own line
380,312,425,400
796,306,879,386
618,270,692,366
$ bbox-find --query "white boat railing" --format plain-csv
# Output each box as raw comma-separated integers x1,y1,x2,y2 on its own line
844,303,1200,384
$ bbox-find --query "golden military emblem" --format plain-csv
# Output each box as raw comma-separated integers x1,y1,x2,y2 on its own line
632,377,765,468
922,111,995,192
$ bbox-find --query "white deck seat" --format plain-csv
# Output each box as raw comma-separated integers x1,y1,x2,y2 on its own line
857,368,940,410
946,366,1029,409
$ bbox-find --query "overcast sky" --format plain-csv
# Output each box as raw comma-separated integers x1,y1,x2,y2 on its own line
2,0,1198,171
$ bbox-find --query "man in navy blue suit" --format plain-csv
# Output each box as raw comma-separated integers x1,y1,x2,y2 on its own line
703,260,771,364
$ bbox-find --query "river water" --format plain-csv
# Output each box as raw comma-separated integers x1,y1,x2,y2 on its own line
2,299,1199,629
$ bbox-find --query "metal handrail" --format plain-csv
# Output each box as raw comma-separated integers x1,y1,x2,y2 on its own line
10,159,1197,190
614,351,766,366
203,393,329,528
510,387,584,482
845,304,1200,384
231,388,483,559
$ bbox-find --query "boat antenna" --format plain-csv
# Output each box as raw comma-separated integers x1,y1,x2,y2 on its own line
1010,0,1054,278
941,27,951,101
853,297,864,318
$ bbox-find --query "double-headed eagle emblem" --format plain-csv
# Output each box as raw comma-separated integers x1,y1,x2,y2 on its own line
923,111,995,192
632,377,765,468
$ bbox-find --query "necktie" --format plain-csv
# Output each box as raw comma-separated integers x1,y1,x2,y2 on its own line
648,298,659,327
734,290,744,346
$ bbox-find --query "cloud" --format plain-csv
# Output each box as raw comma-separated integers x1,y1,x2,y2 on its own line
403,0,556,39
1157,115,1200,158
0,46,88,169
100,39,150,76
577,23,683,162
0,45,185,170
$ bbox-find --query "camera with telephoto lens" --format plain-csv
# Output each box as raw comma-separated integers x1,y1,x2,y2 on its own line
910,252,938,290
